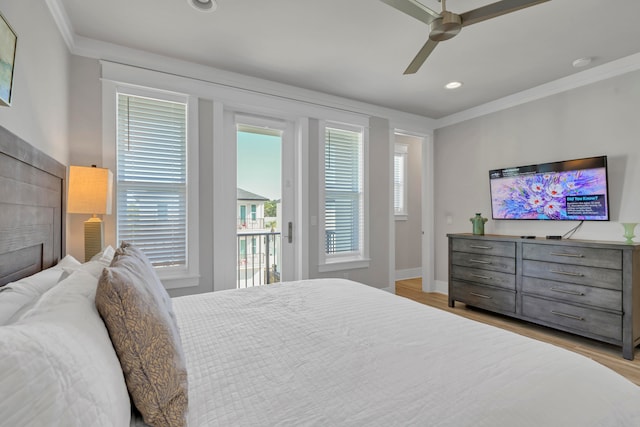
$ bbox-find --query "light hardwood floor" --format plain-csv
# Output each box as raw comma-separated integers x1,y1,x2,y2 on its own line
395,278,640,386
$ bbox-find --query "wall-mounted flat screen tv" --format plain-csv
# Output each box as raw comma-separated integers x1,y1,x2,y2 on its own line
489,156,609,221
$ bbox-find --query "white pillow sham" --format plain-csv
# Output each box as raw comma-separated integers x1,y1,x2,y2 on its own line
90,245,116,266
58,245,116,283
0,255,82,325
0,269,131,427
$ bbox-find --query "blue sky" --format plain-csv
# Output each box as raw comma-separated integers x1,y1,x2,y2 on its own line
237,131,281,200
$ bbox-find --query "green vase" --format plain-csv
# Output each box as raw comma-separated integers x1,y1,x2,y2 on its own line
470,213,487,235
622,223,637,244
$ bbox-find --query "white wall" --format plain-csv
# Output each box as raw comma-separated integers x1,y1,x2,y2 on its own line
433,69,640,285
0,0,70,164
67,56,102,259
192,98,214,296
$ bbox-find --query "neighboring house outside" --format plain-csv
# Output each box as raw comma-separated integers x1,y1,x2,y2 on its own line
237,188,280,287
237,188,269,230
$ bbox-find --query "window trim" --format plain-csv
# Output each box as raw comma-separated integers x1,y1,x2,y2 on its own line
318,120,370,272
394,143,409,220
103,82,200,289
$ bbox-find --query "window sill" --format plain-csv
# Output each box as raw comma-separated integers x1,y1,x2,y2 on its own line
159,274,200,289
318,258,370,273
395,214,408,221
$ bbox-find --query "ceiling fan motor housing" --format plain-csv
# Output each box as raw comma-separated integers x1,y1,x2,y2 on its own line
429,11,462,41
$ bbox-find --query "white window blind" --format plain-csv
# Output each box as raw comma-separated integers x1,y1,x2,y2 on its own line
116,93,187,268
324,125,364,256
394,144,408,217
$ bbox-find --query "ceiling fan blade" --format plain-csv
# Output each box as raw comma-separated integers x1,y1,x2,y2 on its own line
459,0,550,27
404,38,439,74
379,0,440,26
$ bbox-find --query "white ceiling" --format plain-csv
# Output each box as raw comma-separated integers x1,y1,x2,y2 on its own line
57,0,640,119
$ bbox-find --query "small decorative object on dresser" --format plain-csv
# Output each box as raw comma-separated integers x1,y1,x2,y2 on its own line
470,213,487,235
0,11,17,107
621,223,637,244
448,233,640,360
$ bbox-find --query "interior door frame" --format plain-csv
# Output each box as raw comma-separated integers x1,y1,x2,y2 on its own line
230,112,298,284
389,128,435,293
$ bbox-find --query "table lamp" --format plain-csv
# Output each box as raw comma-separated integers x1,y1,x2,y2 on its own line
68,165,113,261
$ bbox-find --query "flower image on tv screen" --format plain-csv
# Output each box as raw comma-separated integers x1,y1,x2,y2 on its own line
489,156,609,221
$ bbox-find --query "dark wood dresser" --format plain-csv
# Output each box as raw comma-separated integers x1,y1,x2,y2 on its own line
448,233,640,360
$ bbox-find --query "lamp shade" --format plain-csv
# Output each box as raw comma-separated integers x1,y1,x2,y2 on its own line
68,165,113,215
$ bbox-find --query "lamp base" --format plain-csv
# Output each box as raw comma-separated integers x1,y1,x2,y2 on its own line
84,216,104,262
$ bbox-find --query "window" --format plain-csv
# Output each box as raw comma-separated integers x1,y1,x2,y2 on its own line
319,121,369,271
240,205,246,224
116,91,197,284
251,204,257,221
394,143,408,219
240,239,246,259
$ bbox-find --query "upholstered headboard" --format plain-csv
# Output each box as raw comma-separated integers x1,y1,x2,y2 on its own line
0,126,65,286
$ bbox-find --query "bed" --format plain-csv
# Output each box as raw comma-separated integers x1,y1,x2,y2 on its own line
1,127,640,427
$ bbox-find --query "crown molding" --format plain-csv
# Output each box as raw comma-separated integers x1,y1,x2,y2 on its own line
44,0,75,51
47,0,639,134
434,52,640,129
45,0,435,133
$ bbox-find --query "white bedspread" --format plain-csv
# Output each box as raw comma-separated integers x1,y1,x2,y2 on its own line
161,279,640,426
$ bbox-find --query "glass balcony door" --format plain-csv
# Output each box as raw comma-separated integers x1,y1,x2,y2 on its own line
235,115,294,288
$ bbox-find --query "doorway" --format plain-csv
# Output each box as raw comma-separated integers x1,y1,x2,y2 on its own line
235,115,295,287
394,132,423,282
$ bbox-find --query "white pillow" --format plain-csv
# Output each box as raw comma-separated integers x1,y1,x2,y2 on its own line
0,255,82,325
56,254,83,269
90,245,116,267
0,270,131,427
57,246,116,283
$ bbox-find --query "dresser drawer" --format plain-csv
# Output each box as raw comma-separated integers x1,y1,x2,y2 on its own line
450,280,515,313
522,295,621,341
523,243,621,270
451,238,515,258
451,265,515,290
522,259,622,290
451,251,515,274
522,276,621,311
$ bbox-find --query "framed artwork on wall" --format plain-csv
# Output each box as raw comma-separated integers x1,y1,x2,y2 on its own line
0,11,17,107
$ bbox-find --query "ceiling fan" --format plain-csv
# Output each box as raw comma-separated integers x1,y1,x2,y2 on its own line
380,0,550,74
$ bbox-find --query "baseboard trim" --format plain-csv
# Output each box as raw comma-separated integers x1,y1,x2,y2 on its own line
395,268,422,281
423,279,448,295
434,280,448,295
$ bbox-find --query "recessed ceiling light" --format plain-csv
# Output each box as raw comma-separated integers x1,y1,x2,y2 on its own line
572,57,592,68
445,81,463,90
188,0,217,12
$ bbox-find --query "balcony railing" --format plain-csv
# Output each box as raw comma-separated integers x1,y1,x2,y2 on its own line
237,218,265,230
237,231,281,288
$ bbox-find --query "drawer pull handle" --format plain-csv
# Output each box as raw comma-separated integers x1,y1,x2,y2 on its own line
470,245,492,250
469,259,491,264
549,269,584,277
550,287,585,296
549,252,584,258
470,273,491,280
470,292,492,299
551,310,584,321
